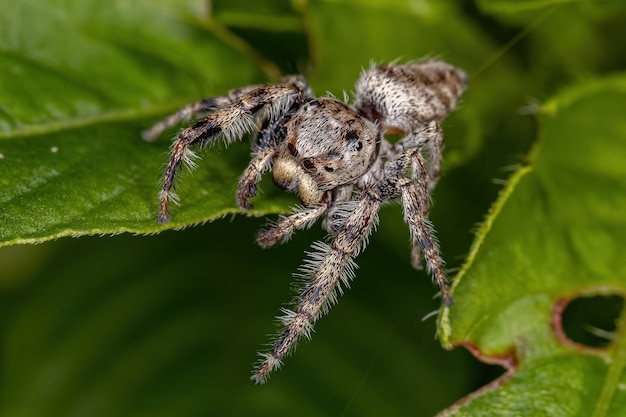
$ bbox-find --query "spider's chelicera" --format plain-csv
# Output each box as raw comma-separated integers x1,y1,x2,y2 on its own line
143,60,467,383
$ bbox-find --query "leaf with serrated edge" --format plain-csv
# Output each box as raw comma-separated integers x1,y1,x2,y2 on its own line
0,0,294,247
439,76,626,416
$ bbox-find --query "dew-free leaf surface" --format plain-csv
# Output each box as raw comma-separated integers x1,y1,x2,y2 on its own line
0,0,287,246
439,76,626,417
1,0,625,416
0,0,517,247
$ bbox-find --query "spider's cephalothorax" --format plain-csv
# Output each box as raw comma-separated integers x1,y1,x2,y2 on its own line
143,60,467,383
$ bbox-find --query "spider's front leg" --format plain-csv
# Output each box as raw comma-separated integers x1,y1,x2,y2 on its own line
154,84,306,224
236,98,305,211
142,85,263,142
236,147,278,210
252,194,382,383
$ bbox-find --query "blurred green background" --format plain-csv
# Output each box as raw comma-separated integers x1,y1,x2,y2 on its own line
1,0,625,416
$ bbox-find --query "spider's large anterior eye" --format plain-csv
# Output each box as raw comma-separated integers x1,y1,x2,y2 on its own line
355,141,363,151
324,166,334,172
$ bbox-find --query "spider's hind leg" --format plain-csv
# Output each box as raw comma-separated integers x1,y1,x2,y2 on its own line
393,121,444,193
399,150,451,306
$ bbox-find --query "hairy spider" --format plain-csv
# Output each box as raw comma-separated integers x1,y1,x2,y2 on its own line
143,60,467,383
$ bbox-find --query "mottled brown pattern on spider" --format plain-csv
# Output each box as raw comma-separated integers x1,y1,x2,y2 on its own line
142,60,467,384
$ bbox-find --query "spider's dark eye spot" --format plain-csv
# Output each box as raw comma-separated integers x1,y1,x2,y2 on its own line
346,131,359,143
345,131,363,152
302,159,315,171
287,142,298,157
324,166,334,172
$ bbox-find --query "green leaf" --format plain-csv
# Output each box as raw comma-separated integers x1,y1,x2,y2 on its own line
0,222,475,417
438,75,626,416
3,0,626,416
0,0,514,414
477,0,626,15
0,0,285,246
0,0,519,247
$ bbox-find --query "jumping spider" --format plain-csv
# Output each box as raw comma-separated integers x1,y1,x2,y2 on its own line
143,60,467,383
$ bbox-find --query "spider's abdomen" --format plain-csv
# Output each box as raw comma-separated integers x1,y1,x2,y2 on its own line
354,60,467,132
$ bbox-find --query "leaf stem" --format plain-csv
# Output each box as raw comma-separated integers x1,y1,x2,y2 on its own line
198,18,282,80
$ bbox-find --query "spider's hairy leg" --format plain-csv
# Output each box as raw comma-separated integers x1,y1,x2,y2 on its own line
400,150,451,306
393,121,443,193
256,203,329,248
252,194,381,383
424,128,444,193
157,84,305,224
142,85,263,141
237,99,302,210
237,147,278,210
321,185,354,234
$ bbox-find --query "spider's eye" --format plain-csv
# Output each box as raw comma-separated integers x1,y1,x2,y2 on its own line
287,142,298,157
302,159,315,171
346,131,359,142
324,166,334,172
345,130,363,152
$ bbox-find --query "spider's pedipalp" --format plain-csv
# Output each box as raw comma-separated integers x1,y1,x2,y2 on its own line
321,185,355,234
